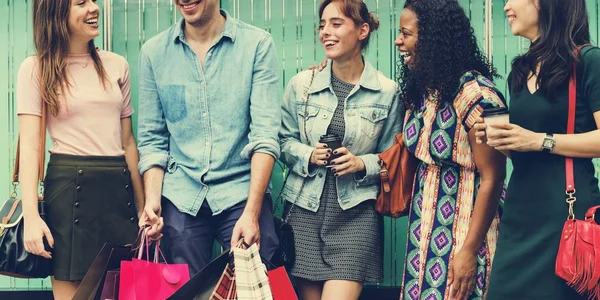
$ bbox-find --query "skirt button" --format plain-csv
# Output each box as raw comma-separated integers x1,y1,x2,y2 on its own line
76,185,81,191
75,202,80,208
78,169,83,175
74,219,80,225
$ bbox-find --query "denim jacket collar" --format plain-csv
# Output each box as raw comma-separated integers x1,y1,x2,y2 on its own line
309,58,382,94
173,10,237,44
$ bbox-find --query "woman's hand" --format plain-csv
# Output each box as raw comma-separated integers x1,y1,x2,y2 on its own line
486,123,544,152
23,215,54,259
329,147,365,176
447,250,477,300
310,142,331,167
473,117,488,144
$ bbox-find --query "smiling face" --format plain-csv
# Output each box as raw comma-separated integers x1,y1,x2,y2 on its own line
504,0,540,41
175,0,219,27
394,8,418,68
318,1,368,61
68,0,100,43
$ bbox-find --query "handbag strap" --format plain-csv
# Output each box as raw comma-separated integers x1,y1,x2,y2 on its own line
564,45,588,219
12,99,47,185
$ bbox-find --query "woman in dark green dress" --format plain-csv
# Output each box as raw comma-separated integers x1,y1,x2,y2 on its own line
475,0,600,299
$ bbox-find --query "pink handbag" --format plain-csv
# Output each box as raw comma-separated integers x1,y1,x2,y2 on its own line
119,230,190,300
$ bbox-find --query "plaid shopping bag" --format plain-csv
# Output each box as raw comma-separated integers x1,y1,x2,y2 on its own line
232,243,273,300
210,255,237,300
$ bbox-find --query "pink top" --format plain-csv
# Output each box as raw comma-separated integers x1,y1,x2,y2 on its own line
17,50,133,156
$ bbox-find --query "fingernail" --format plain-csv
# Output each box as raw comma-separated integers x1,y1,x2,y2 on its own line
333,151,338,154
332,168,337,172
324,144,328,148
334,173,339,177
326,154,330,158
327,149,332,153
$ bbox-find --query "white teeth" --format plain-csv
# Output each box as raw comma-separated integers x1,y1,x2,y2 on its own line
325,41,337,46
85,18,97,24
508,16,516,22
400,52,411,57
182,2,199,9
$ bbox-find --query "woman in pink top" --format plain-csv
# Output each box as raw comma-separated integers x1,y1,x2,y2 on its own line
17,0,145,298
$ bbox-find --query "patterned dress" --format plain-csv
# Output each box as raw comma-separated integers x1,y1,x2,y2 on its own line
400,72,506,299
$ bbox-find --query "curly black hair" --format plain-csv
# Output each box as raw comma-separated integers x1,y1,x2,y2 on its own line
399,0,499,109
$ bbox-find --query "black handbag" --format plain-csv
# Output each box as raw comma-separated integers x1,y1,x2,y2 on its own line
0,100,53,278
271,70,317,270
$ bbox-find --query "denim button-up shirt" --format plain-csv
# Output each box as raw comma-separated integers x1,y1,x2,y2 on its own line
137,10,281,216
279,60,402,212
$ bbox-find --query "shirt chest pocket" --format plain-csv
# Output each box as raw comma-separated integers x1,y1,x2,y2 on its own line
359,107,389,139
297,104,321,143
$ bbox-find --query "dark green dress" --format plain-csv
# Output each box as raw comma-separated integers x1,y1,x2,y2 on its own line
487,46,600,299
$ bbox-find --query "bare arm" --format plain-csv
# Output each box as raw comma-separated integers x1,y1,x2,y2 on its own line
449,128,506,299
231,153,275,247
121,117,144,218
19,114,53,259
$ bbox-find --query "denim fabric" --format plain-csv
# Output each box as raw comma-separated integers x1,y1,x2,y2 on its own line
279,60,403,212
137,10,281,216
161,195,279,276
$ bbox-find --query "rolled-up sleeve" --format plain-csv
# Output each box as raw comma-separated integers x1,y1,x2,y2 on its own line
279,74,318,178
137,47,170,175
240,34,281,160
356,88,403,186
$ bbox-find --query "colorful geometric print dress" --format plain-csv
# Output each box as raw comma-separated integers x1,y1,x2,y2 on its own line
400,72,506,300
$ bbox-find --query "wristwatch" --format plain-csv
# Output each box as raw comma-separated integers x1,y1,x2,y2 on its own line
542,133,556,153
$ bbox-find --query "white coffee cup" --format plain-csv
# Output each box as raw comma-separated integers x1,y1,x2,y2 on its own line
482,107,509,142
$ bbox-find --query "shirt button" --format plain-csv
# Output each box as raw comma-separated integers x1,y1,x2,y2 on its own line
207,52,212,57
308,203,314,208
322,114,328,119
127,202,132,207
206,141,210,146
78,169,83,175
74,202,80,208
130,217,135,223
74,219,80,225
76,185,81,191
318,173,324,178
202,112,207,117
125,184,130,189
123,168,127,173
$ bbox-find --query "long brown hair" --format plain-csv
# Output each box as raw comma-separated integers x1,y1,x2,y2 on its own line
33,0,109,117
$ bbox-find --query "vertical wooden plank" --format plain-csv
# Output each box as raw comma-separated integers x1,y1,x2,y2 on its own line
470,0,485,51
112,0,127,57
362,0,377,71
281,0,297,83
269,0,284,85
458,0,471,19
96,0,105,50
126,0,142,130
144,0,160,43
587,0,598,44
0,0,11,291
300,0,317,68
492,0,507,98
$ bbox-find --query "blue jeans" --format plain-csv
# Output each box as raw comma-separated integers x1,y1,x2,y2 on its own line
161,195,279,276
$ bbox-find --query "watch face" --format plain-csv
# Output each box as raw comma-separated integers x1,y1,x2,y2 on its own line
543,139,553,148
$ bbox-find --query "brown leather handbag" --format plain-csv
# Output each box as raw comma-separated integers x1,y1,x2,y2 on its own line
375,133,419,218
555,46,600,299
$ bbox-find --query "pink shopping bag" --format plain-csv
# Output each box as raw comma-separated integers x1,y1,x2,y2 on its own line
119,228,190,300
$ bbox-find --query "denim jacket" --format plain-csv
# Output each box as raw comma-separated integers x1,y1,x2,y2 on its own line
137,11,281,216
279,60,402,212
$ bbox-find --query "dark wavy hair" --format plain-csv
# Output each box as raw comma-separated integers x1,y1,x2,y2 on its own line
399,0,498,109
510,0,590,100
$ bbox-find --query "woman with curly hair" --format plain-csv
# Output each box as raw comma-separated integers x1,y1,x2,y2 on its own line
394,0,507,299
475,0,600,299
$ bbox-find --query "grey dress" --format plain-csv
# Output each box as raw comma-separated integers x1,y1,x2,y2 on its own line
286,74,383,282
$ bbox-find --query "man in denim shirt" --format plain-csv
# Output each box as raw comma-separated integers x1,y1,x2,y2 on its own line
137,0,281,275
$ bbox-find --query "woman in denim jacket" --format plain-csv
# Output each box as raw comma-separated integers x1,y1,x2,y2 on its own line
278,1,401,299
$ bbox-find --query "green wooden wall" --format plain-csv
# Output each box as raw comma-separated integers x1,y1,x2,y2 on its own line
2,0,599,291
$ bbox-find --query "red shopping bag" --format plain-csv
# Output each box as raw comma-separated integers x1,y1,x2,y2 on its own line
267,266,297,300
119,229,190,300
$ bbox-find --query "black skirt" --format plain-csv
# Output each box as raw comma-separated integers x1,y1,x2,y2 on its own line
44,154,139,281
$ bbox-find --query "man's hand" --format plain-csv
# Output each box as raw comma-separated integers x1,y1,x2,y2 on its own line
231,212,261,249
139,199,164,241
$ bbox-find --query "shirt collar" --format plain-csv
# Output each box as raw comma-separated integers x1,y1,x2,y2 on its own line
173,10,237,44
309,58,382,94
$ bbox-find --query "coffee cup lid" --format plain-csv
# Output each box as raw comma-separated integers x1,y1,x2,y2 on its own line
481,107,509,117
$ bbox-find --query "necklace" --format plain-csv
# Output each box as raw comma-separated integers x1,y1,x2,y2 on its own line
73,57,90,68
